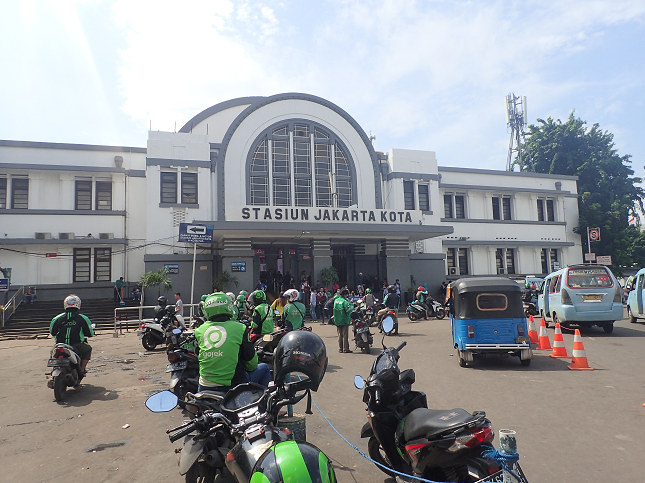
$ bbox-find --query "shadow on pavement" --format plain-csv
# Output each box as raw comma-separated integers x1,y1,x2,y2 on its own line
465,353,572,372
58,384,119,407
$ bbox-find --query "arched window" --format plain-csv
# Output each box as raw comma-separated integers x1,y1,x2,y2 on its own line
247,120,356,208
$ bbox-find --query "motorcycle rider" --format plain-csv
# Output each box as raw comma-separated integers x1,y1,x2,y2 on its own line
195,292,271,392
334,288,353,353
282,289,306,330
49,295,94,375
249,290,274,336
377,285,400,324
415,286,430,319
154,296,168,322
235,294,246,319
362,288,376,307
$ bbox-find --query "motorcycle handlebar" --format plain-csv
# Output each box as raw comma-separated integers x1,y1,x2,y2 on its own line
395,341,407,352
374,388,381,404
168,421,197,443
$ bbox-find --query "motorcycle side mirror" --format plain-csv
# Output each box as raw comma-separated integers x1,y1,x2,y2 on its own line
274,310,280,315
91,324,96,329
353,375,365,389
172,328,182,335
382,317,394,334
145,390,178,412
263,334,274,342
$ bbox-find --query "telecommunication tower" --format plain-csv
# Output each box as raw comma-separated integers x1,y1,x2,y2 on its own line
504,93,533,172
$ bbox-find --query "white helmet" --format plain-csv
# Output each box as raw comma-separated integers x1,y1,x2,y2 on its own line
226,292,235,302
284,289,299,303
64,294,81,310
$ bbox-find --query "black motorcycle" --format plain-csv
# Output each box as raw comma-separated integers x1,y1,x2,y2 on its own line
351,310,373,354
354,318,514,482
407,298,446,321
167,332,199,399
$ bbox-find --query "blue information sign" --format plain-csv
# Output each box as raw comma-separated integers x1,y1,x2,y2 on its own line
231,262,246,272
178,224,213,244
0,279,9,291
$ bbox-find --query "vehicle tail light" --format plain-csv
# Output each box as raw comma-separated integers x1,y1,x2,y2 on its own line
55,348,66,357
468,326,475,338
226,451,235,463
140,323,148,329
447,426,494,452
405,443,430,462
517,325,525,337
561,288,573,305
167,352,181,363
614,285,623,302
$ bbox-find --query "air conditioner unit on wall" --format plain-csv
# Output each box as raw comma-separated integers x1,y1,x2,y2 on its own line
99,233,114,239
497,268,507,275
448,267,458,275
35,232,52,239
58,232,75,240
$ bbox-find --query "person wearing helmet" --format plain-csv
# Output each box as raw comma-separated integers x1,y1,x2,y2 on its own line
362,287,375,307
226,292,236,302
282,289,306,330
333,288,354,353
198,294,209,318
377,285,400,325
195,292,270,392
235,294,246,319
49,295,94,375
154,296,168,322
415,285,430,319
249,290,274,336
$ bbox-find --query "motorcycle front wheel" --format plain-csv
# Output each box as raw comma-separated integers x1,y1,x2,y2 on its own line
368,315,379,327
185,462,216,483
53,375,67,402
368,437,398,478
435,308,446,319
141,333,158,351
407,311,418,321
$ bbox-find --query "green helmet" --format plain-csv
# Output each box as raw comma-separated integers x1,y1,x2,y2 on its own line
236,294,246,303
200,294,209,302
239,290,248,297
250,290,266,305
525,283,531,289
203,292,235,320
365,288,371,294
250,440,336,483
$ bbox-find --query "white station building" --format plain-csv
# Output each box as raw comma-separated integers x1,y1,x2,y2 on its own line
0,93,582,301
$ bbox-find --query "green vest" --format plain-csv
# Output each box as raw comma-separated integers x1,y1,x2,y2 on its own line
333,297,353,326
283,302,306,330
195,319,257,387
251,303,274,335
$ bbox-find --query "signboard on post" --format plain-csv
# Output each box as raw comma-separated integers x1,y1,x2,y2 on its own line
589,227,601,242
0,279,9,292
178,224,213,244
231,262,246,272
584,253,596,262
596,255,612,265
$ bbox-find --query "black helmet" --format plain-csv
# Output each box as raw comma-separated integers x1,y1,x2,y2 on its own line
165,305,175,315
251,440,336,482
250,289,266,306
273,331,327,392
387,284,396,294
351,310,362,320
157,296,168,306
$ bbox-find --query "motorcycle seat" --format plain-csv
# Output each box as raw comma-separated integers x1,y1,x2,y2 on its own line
403,407,475,441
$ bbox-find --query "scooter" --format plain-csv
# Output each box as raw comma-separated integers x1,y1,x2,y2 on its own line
407,298,446,321
354,318,523,482
166,329,199,399
352,311,373,354
46,343,83,402
375,303,399,335
139,305,186,351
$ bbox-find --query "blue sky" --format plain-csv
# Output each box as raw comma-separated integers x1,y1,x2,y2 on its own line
1,0,644,175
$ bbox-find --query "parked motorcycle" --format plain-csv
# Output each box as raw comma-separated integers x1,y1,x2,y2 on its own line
359,303,379,327
46,343,84,401
354,317,514,482
139,305,186,351
167,330,199,399
407,298,446,321
352,310,373,353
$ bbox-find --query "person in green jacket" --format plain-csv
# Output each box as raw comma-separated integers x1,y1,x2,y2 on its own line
235,294,246,319
249,290,274,336
195,292,270,392
49,295,94,374
333,288,353,353
282,289,306,330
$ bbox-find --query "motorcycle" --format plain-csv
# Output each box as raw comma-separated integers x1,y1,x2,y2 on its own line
360,303,379,327
139,305,186,351
46,343,84,401
167,329,200,399
354,317,523,482
352,311,373,354
523,301,538,317
145,383,335,483
375,303,399,335
407,298,446,321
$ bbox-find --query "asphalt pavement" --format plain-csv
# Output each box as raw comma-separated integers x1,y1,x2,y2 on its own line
1,313,644,483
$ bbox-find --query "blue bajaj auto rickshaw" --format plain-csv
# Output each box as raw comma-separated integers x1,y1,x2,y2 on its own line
450,278,532,368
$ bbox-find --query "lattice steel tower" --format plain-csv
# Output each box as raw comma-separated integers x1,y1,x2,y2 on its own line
505,93,533,172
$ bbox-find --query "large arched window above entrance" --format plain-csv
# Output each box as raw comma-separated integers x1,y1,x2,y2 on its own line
246,120,357,208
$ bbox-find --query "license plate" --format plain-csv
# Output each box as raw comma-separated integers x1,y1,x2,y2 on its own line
166,361,188,372
365,311,373,315
357,327,369,334
517,336,528,344
476,463,529,482
581,294,602,302
47,358,70,367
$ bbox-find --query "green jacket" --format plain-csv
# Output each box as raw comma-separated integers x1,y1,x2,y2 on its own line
251,303,274,335
50,311,94,345
195,318,258,387
333,296,353,326
283,301,306,330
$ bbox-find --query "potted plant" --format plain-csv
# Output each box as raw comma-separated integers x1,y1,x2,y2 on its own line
404,275,416,305
212,271,239,293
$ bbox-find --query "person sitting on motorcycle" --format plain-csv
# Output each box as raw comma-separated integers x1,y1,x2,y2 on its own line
154,296,168,322
195,292,271,392
415,286,430,319
235,294,246,319
362,288,375,308
198,294,209,318
282,289,306,330
249,290,274,336
49,295,94,375
377,285,400,324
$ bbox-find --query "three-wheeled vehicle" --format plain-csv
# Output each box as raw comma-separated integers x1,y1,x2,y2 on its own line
449,277,532,367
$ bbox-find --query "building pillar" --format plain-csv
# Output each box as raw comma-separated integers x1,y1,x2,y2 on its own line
220,238,254,292
311,239,332,288
381,239,411,290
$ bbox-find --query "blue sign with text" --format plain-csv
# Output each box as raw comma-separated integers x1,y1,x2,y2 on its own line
178,224,213,244
0,279,9,291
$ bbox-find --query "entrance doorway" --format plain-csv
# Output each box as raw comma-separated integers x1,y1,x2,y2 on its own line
332,247,349,287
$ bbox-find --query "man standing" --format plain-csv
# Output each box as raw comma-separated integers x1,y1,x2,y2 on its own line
355,272,364,295
310,289,318,322
114,277,124,304
174,292,184,317
333,288,353,353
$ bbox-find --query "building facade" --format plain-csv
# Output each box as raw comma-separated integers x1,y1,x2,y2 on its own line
0,93,582,301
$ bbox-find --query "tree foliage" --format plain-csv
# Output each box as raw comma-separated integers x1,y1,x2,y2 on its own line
139,267,173,298
518,112,643,273
320,267,339,288
212,271,239,292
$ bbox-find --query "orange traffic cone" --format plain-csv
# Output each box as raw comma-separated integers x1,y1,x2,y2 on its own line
536,319,552,351
568,329,593,370
527,315,539,344
550,323,571,359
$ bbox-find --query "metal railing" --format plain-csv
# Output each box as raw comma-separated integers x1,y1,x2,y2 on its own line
112,303,199,336
1,286,24,328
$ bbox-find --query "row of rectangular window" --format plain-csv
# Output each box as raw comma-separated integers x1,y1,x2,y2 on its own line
75,180,113,210
160,172,198,204
403,181,430,211
73,248,111,282
0,177,28,209
443,194,556,221
447,247,559,275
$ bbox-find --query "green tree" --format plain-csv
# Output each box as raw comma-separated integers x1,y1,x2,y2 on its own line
212,271,239,292
139,267,173,299
320,267,339,289
518,112,643,274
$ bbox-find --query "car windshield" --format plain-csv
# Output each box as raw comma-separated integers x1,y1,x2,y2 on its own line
567,268,614,289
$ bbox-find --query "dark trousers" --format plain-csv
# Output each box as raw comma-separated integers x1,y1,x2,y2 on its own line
337,325,350,352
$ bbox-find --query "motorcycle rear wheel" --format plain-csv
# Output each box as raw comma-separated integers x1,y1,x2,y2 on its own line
53,375,67,402
141,333,158,351
361,345,371,354
407,311,418,321
185,463,216,483
368,437,398,478
368,315,379,327
435,308,446,319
